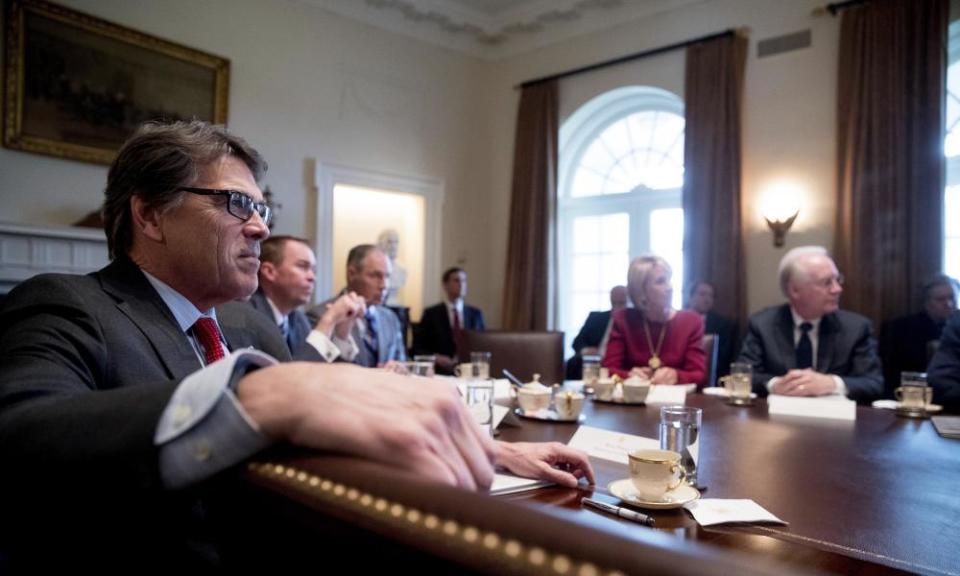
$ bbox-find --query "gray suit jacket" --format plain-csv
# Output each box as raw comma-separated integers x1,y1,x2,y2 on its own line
308,297,405,367
0,257,289,570
248,289,322,361
736,304,883,403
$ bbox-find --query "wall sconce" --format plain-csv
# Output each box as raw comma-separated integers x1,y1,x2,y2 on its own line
764,210,799,247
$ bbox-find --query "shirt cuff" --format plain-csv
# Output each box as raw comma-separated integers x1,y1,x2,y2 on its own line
155,349,277,489
766,376,779,393
332,333,359,362
306,329,341,363
832,375,847,396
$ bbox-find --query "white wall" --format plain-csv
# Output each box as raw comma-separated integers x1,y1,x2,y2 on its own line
483,0,840,320
0,0,845,325
0,0,493,314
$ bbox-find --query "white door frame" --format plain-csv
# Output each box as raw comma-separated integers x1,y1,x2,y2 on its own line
314,161,445,306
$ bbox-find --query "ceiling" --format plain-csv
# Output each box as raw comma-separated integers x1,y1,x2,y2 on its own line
309,0,711,59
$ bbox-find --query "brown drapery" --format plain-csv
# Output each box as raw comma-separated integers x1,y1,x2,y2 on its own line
682,34,748,328
502,81,558,330
835,0,947,329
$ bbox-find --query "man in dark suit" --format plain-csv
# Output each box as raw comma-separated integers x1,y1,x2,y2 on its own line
928,312,960,411
687,281,739,378
414,267,485,374
308,244,407,369
737,246,883,403
0,121,500,570
879,275,958,397
250,235,363,361
565,285,627,379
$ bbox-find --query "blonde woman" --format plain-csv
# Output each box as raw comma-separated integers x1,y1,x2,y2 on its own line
602,255,706,385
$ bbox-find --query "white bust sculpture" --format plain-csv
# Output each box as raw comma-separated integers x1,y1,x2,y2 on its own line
377,228,407,306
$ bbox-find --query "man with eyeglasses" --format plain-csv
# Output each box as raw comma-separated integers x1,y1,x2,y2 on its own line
736,245,883,402
0,121,594,571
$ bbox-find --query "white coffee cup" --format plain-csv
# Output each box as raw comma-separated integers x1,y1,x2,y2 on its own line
517,387,552,412
594,378,615,401
622,376,650,403
555,391,584,420
628,449,685,501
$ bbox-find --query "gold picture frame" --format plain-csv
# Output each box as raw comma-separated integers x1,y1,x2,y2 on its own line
3,0,229,164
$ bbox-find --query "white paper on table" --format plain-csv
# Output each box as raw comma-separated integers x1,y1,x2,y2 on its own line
767,394,856,421
645,385,688,405
568,425,659,464
489,473,553,495
684,499,787,526
492,404,510,429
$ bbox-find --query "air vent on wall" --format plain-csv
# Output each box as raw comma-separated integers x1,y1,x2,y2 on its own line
757,30,812,58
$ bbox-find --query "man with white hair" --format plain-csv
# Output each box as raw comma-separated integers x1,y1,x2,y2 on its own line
736,246,883,402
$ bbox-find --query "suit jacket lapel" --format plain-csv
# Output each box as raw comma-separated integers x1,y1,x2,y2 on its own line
99,258,201,382
776,305,796,370
817,313,837,371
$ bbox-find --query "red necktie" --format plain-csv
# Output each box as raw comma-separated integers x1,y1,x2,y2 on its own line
452,306,464,355
193,317,226,365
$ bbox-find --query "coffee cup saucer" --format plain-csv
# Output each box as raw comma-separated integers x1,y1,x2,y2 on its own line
893,403,943,418
513,407,586,423
607,478,700,510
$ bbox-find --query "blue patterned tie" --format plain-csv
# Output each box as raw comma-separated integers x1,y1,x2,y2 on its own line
796,322,813,369
364,308,379,357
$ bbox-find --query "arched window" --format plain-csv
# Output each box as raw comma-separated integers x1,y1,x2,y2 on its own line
944,21,960,280
558,87,685,349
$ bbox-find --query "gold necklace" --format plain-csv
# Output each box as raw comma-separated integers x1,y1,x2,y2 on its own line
642,316,668,370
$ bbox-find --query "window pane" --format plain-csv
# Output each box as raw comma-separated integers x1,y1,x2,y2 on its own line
946,185,960,237
572,255,600,291
571,168,605,198
946,239,960,281
600,253,629,291
572,216,600,254
650,208,685,309
599,213,629,252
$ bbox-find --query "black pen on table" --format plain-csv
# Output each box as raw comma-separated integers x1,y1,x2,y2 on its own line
581,497,655,527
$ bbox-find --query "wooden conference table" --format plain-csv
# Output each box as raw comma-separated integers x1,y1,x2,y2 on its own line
497,392,959,576
236,390,958,575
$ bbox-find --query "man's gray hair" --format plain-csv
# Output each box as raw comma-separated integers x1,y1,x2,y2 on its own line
778,245,829,297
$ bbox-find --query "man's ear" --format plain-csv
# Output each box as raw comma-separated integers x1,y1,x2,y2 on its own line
130,195,165,243
260,261,277,282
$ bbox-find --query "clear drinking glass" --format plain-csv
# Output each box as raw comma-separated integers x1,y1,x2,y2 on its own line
470,351,491,380
465,379,495,435
659,405,702,486
582,354,601,392
412,355,436,378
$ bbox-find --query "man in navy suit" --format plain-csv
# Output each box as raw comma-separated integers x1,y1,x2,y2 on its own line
737,246,883,402
928,312,960,411
687,281,739,377
565,285,627,379
308,244,407,369
250,235,363,361
414,267,486,374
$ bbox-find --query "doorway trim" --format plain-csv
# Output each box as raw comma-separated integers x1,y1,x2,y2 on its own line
314,162,445,306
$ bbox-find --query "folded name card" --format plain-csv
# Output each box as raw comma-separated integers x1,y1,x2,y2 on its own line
489,473,552,495
645,385,688,405
684,499,787,526
767,395,856,421
568,425,659,464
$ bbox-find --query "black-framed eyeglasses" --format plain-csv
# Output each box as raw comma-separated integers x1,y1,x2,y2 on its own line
179,187,272,226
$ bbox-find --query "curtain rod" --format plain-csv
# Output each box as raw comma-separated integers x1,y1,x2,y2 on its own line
516,28,740,89
825,0,869,16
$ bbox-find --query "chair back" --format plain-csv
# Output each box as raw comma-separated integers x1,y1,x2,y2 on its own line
461,330,564,386
702,333,719,389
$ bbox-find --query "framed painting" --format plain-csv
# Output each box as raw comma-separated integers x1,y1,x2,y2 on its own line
2,0,229,164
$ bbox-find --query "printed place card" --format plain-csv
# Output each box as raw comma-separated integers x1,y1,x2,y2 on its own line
568,425,659,464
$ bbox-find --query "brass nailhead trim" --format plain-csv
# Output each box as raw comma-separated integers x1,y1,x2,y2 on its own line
250,460,624,575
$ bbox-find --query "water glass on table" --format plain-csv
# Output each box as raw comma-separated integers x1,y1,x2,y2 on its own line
470,351,491,380
659,406,702,487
